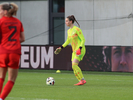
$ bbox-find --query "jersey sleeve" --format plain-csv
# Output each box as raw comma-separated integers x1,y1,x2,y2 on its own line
62,35,70,48
76,28,85,47
20,22,24,32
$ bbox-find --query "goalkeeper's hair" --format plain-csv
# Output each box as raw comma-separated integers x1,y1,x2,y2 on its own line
67,15,80,27
0,2,18,17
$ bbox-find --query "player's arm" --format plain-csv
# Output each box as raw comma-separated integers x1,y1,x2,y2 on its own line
62,36,70,48
76,28,85,55
20,32,25,43
20,22,25,43
77,29,85,48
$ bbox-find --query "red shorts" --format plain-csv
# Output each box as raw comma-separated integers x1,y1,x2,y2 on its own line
0,54,20,69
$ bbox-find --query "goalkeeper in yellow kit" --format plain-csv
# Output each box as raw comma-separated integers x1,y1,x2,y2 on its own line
54,15,86,86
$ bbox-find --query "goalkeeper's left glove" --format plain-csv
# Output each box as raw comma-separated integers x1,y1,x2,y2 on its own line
76,47,82,56
54,47,61,55
54,46,64,55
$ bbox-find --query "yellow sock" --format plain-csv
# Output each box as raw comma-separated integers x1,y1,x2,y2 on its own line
72,63,84,81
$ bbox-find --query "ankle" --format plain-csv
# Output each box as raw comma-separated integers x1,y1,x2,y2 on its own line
81,78,85,80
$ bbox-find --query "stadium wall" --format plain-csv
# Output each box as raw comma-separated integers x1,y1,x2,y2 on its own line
65,0,133,46
0,1,133,72
1,0,132,46
0,0,49,45
20,45,106,71
20,45,133,73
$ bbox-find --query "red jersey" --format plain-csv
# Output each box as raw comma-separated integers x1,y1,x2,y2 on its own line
0,16,24,54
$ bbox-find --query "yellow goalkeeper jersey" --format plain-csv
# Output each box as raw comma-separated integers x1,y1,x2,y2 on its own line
62,26,85,52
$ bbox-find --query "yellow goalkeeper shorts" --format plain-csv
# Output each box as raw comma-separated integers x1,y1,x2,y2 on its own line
71,47,86,61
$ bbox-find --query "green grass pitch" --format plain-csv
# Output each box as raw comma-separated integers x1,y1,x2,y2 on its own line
4,69,133,100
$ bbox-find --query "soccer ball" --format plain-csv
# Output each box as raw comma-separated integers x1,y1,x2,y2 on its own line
46,77,55,85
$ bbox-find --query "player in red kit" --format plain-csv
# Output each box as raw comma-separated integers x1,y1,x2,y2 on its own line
0,2,25,100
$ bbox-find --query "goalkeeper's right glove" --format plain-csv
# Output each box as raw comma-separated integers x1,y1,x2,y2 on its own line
54,46,63,55
76,47,82,56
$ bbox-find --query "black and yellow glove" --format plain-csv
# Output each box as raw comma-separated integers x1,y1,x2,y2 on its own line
54,47,62,55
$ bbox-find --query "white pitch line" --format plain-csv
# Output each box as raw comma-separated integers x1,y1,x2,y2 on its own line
7,97,60,100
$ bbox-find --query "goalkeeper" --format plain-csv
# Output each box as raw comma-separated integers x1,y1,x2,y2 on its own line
54,15,86,86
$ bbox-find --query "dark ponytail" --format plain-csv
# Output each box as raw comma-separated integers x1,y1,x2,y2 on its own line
67,15,80,27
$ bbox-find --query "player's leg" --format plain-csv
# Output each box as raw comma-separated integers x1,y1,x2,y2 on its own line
71,50,86,86
72,62,80,81
0,54,8,94
72,59,86,86
0,68,7,94
72,59,84,81
0,68,18,100
0,54,20,100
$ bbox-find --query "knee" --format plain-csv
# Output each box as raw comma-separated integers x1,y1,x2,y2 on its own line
72,65,75,70
72,63,78,70
8,68,18,82
0,69,7,80
8,75,18,82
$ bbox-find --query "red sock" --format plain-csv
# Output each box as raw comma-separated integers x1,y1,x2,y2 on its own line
0,78,4,94
0,81,14,100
